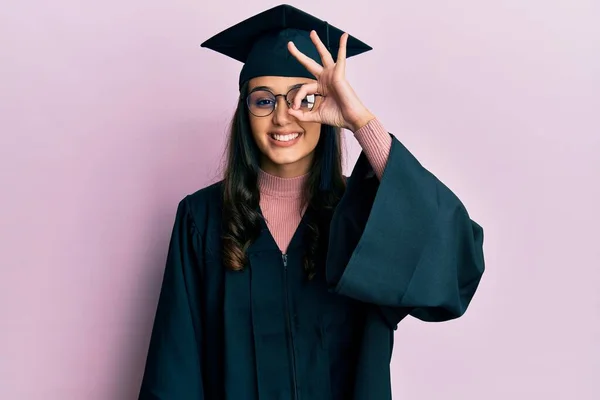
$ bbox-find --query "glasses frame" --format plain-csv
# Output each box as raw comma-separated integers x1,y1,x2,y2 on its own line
245,85,324,117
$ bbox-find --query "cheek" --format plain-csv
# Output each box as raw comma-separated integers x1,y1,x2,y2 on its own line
249,117,268,144
302,123,322,146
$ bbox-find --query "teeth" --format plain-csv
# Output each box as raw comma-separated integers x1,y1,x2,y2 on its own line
272,133,300,142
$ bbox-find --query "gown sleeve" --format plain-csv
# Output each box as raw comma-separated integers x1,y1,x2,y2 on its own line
138,197,205,399
326,131,485,328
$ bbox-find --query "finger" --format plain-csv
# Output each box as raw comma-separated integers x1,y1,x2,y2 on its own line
288,41,323,77
292,82,318,110
310,30,335,67
335,32,348,74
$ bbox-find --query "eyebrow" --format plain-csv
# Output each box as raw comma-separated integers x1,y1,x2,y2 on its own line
250,83,304,92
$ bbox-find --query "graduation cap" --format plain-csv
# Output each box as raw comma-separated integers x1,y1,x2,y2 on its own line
200,4,373,90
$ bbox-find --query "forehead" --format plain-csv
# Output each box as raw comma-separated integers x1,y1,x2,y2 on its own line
248,76,316,91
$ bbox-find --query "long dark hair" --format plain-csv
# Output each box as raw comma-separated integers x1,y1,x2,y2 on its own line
221,82,346,279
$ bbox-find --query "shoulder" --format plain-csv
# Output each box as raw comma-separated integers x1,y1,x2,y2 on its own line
176,180,224,237
185,180,224,208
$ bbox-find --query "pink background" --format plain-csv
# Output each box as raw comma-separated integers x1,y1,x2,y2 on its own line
1,0,599,399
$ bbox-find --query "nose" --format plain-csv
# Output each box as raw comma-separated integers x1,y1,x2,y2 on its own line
271,96,293,126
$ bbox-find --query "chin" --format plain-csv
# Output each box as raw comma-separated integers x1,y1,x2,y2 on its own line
261,149,314,171
267,153,307,166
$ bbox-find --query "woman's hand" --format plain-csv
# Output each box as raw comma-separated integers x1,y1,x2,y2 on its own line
287,30,375,132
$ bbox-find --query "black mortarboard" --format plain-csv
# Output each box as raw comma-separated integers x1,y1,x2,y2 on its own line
200,4,373,90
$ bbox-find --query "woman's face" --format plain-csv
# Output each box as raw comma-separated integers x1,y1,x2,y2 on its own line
247,76,322,177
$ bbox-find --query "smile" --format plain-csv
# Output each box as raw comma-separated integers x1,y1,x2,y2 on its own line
268,132,303,147
270,132,300,142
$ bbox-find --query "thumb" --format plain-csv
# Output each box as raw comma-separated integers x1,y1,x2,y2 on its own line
287,107,321,123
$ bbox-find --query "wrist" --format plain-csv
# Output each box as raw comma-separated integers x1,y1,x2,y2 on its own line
349,111,376,133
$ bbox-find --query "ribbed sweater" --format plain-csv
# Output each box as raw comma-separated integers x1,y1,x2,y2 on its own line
258,118,392,253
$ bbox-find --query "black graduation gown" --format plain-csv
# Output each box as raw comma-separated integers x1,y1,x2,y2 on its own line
138,132,485,400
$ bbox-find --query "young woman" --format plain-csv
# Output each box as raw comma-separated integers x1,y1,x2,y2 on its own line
138,4,485,400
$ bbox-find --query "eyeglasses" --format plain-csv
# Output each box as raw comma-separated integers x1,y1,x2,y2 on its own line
246,85,323,117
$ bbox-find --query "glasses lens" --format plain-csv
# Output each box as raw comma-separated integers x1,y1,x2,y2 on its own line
287,88,316,111
247,90,275,116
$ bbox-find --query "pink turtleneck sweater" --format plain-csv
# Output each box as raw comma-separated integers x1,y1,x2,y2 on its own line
258,118,392,253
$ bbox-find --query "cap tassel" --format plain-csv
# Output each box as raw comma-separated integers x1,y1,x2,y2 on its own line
319,125,336,191
324,21,330,51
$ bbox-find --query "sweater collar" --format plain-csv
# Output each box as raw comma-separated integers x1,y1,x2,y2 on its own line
257,168,308,198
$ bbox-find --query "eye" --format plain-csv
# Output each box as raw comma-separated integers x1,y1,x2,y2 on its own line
255,98,274,107
248,90,276,109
